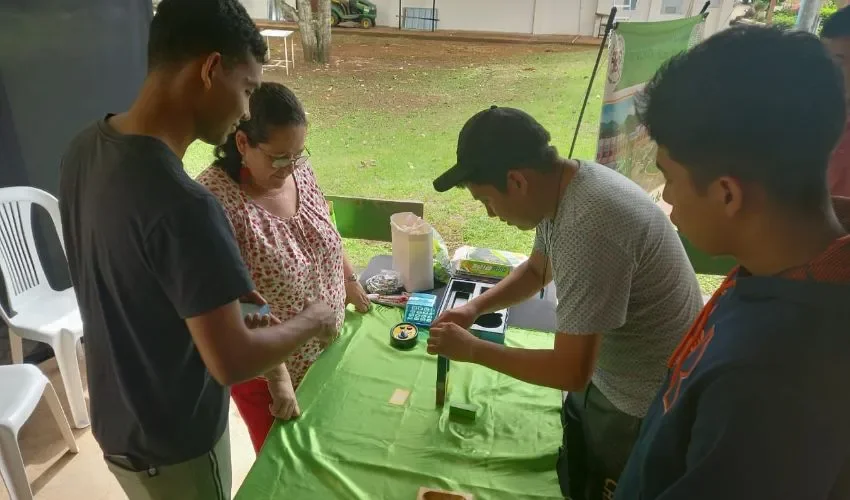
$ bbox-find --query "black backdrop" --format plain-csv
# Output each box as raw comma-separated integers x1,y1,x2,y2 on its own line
0,0,152,362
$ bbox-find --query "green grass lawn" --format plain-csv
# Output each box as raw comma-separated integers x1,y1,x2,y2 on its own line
184,43,603,265
182,37,722,293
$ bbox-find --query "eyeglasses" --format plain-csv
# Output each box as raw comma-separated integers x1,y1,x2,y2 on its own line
256,146,311,170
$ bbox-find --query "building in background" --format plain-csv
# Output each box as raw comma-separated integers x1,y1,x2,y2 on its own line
242,0,742,38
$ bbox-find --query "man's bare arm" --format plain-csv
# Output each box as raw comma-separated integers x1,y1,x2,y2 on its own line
470,331,600,391
186,300,334,386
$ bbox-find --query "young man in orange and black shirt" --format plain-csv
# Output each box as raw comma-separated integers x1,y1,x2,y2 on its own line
615,26,850,499
823,6,850,197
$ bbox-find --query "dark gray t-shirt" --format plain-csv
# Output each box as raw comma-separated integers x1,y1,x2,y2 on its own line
59,116,253,465
534,162,702,417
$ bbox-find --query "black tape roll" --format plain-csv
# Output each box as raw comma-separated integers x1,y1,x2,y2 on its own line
390,322,419,350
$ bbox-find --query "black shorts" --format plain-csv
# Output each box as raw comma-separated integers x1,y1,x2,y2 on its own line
556,383,642,500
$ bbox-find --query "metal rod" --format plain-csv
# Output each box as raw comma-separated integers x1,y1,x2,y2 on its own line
568,6,617,158
795,0,821,33
399,0,402,30
431,0,437,31
531,0,538,34
699,1,710,14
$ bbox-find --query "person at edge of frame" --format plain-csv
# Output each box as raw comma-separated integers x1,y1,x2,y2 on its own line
615,25,850,499
822,5,850,198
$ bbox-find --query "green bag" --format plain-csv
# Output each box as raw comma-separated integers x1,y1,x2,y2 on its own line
432,228,452,284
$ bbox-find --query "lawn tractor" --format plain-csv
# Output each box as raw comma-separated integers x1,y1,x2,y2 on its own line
331,0,377,28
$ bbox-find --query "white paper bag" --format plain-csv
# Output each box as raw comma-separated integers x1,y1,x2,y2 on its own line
390,212,434,292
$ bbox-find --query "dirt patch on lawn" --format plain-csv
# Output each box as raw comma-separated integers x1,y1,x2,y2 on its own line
265,32,583,76
262,32,590,116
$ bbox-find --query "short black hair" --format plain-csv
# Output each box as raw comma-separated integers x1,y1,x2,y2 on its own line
638,26,845,210
822,5,850,39
215,82,308,181
147,0,267,70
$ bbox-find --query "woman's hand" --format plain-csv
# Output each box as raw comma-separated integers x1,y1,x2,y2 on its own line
266,365,300,421
345,280,371,313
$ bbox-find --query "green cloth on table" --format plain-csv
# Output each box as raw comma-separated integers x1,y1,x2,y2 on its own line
235,306,563,500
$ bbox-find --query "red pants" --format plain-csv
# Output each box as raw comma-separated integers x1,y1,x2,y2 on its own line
231,378,275,454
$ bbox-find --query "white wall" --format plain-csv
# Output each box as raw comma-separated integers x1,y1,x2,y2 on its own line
629,0,723,23
240,0,296,20
247,0,738,37
711,1,749,33
436,0,535,33
241,0,271,19
372,0,400,28
380,0,535,33
533,0,598,36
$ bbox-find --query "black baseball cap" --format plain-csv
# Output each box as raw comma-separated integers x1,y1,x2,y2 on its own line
433,106,552,193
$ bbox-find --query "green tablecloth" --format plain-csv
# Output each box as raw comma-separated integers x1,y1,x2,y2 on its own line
235,306,563,499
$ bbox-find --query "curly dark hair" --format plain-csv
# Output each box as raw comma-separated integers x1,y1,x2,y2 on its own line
638,25,845,211
147,0,267,70
214,82,308,182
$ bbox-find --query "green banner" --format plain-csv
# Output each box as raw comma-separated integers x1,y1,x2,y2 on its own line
597,16,705,197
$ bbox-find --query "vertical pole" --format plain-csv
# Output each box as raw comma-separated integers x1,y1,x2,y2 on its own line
284,34,289,75
431,0,437,31
531,0,538,34
569,7,617,158
399,0,402,29
795,0,823,33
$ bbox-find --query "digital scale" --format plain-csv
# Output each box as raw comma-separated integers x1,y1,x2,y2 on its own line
388,294,436,352
403,293,439,327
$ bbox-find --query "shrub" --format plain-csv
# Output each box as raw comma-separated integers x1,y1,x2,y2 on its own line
767,0,836,31
821,0,838,24
773,10,797,29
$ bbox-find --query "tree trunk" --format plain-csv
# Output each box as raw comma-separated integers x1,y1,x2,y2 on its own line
274,0,331,65
295,0,319,62
314,0,332,64
766,0,777,24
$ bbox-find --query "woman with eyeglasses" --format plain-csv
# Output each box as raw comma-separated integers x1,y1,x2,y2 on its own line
197,82,370,454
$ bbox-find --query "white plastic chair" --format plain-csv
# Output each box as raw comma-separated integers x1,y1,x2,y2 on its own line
0,363,78,500
0,187,89,429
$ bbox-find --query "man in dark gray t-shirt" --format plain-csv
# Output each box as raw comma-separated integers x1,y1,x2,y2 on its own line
59,1,335,498
429,106,701,500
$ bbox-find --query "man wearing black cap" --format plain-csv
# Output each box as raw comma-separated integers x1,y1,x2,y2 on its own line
429,106,702,500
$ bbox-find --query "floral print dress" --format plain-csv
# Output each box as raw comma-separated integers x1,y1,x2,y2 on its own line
197,164,345,387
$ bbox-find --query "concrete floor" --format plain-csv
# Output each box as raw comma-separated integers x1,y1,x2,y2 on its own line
0,353,256,500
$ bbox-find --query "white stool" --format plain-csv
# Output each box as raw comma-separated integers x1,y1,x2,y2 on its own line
260,29,296,75
0,364,78,500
